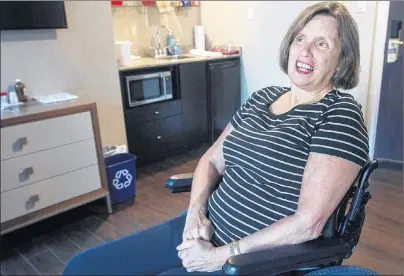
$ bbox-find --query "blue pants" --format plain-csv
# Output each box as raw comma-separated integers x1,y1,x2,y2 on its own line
63,210,222,275
63,210,377,276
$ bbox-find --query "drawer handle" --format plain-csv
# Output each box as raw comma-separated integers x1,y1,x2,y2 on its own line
12,137,28,152
19,167,34,182
157,136,163,140
154,111,160,115
25,194,40,210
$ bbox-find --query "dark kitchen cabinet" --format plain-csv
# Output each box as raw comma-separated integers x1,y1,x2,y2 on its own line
208,58,241,144
126,114,185,166
120,57,241,167
179,61,209,148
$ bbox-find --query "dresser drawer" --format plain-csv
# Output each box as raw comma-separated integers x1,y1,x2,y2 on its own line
1,139,98,193
1,111,94,161
1,165,101,223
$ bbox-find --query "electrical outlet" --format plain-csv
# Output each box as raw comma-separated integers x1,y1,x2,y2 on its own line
356,1,366,13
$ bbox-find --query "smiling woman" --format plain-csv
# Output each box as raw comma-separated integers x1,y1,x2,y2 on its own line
63,2,370,275
280,2,360,92
288,15,341,91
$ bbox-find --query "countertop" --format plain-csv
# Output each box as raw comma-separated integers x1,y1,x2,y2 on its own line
1,99,95,127
118,53,241,71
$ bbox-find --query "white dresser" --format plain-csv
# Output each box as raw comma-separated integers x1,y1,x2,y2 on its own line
0,100,111,235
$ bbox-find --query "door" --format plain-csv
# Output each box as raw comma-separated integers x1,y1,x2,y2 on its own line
373,1,404,162
208,59,241,144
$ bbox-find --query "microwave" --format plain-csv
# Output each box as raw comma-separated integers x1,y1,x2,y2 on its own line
125,71,173,107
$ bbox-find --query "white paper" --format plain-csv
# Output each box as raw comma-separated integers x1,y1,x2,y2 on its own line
34,92,78,104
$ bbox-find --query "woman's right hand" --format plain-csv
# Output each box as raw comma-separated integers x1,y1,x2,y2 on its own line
183,209,214,242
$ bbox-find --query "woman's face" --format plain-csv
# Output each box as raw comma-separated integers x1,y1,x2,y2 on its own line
287,14,341,92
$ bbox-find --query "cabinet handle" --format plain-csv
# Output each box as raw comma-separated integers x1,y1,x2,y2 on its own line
19,167,34,182
12,137,28,152
154,111,160,115
25,194,40,210
157,136,163,140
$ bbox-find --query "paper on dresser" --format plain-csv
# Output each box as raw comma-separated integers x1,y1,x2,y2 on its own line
34,92,78,104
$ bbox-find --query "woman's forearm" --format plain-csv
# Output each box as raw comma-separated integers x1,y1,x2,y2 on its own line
213,213,322,261
188,124,233,214
237,213,321,254
188,156,221,214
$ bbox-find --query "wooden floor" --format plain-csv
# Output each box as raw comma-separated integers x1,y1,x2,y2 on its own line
1,145,403,275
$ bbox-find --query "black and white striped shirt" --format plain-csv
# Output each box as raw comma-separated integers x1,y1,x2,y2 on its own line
207,86,369,246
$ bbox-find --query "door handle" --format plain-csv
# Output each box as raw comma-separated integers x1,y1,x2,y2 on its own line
25,194,40,210
12,137,28,152
392,40,403,45
19,167,34,182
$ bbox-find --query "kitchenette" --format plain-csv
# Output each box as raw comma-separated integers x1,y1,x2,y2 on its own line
111,1,242,166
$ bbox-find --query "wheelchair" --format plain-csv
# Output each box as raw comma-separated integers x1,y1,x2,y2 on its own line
165,159,381,275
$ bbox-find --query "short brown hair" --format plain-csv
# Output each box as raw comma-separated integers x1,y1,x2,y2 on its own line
279,1,360,90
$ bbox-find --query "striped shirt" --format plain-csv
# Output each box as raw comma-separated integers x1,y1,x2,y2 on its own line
207,86,369,246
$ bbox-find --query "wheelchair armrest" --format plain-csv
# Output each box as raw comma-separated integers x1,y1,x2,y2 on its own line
165,173,194,193
222,238,351,275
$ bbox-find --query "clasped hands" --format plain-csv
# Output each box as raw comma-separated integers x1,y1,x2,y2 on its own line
176,210,225,272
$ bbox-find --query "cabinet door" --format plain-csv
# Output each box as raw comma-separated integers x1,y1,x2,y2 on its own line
208,59,241,143
126,115,185,166
179,61,209,147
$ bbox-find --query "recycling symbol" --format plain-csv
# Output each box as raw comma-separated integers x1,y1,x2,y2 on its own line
112,169,133,190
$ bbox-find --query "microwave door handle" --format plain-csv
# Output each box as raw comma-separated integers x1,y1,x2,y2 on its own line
126,77,133,106
161,74,167,96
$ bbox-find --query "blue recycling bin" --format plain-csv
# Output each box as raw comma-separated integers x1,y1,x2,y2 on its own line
104,153,137,204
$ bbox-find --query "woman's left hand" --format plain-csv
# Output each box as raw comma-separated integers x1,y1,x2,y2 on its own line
176,239,229,272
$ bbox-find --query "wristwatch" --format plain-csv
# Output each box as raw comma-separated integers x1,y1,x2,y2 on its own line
230,240,241,256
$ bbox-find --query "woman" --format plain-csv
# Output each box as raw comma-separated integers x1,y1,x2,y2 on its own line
63,1,369,275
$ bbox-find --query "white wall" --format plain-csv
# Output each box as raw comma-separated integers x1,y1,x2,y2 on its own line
365,1,390,159
201,1,281,103
201,1,379,119
1,1,126,147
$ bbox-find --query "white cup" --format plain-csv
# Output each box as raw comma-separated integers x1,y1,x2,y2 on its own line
115,41,132,66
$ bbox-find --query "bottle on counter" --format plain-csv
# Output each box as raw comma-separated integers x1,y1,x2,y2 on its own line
1,92,8,106
166,32,175,55
174,38,182,55
8,90,19,105
15,79,28,102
